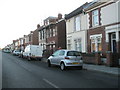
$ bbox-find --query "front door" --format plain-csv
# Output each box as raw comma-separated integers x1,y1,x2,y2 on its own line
111,33,117,53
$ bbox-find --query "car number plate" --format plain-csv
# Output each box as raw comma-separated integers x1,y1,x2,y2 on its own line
72,62,79,64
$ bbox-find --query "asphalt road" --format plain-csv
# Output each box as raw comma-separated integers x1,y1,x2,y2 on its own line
2,52,119,88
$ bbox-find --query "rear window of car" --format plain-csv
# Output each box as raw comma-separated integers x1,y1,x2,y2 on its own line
67,51,81,56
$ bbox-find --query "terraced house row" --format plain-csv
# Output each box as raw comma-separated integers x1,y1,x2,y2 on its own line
65,0,120,66
6,0,120,66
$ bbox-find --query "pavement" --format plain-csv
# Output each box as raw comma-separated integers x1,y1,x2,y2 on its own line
83,64,120,76
42,58,120,76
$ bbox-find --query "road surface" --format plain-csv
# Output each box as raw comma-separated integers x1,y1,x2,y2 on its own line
2,51,119,88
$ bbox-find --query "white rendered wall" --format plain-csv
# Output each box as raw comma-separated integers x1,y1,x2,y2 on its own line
66,13,88,52
101,2,118,26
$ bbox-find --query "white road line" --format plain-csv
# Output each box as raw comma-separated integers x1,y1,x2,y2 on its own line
43,78,59,88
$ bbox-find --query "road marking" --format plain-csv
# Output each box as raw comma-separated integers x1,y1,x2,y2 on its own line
43,78,59,88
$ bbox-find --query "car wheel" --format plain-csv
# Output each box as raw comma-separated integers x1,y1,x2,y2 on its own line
48,60,51,67
60,63,66,71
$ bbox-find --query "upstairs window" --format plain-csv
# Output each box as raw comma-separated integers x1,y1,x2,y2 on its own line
55,27,57,36
74,15,81,31
40,31,42,40
47,29,50,38
53,29,56,36
42,30,45,39
92,9,99,27
51,29,53,37
49,29,52,37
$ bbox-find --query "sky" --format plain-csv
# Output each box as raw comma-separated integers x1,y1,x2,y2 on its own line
0,0,93,48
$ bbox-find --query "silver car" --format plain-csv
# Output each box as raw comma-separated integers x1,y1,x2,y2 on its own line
47,49,83,70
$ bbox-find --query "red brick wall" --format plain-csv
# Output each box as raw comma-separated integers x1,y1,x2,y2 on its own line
32,29,39,45
82,53,96,64
57,20,66,49
88,7,106,55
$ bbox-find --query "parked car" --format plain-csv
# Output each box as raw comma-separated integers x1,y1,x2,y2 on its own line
47,49,83,70
3,48,11,53
22,45,43,61
13,50,21,56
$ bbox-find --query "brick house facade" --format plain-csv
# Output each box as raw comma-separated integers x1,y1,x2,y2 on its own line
39,14,66,57
85,0,120,66
85,0,120,55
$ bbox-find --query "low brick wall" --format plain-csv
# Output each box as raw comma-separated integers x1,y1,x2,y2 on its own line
106,52,119,67
82,53,96,64
82,52,120,67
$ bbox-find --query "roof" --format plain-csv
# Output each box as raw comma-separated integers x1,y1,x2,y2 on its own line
84,0,113,11
65,2,91,20
84,1,96,10
44,16,57,21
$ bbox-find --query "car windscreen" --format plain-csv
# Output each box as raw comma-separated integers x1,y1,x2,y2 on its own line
67,51,81,56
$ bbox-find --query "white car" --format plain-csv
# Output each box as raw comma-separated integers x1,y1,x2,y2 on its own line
13,50,21,56
47,49,83,70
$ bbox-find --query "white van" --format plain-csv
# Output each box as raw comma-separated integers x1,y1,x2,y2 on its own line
23,45,43,61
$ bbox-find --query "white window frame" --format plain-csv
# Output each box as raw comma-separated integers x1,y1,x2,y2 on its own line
111,33,116,52
74,15,81,31
92,9,99,27
90,34,102,52
74,38,82,52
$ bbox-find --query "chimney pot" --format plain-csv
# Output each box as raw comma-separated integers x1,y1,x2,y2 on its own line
37,24,40,28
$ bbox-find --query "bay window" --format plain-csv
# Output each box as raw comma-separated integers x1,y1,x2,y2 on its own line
74,39,82,52
90,35,102,52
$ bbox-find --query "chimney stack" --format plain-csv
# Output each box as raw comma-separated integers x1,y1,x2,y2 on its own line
30,31,33,33
58,13,62,20
37,24,40,28
24,35,26,37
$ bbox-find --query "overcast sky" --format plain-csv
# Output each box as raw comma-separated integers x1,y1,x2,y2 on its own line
0,0,93,48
